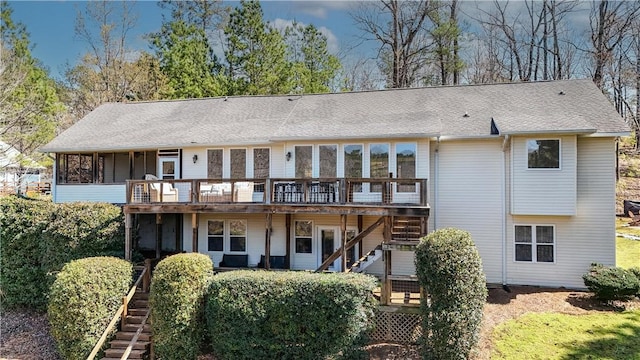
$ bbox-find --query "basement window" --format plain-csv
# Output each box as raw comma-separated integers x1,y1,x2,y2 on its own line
515,225,555,263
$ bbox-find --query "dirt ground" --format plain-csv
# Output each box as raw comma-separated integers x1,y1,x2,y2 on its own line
3,287,637,360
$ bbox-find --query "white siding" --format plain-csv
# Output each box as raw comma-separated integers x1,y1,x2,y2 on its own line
55,184,126,203
511,135,577,215
506,137,617,288
431,140,505,284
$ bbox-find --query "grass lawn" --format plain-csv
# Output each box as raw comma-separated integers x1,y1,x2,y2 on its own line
491,310,640,360
616,217,640,269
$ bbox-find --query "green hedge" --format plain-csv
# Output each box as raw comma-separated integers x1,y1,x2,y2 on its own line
0,197,125,310
0,197,53,309
206,271,377,360
583,263,640,301
48,257,133,360
415,228,487,360
150,253,214,360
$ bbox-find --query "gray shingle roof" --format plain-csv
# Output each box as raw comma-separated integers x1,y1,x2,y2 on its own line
41,79,629,152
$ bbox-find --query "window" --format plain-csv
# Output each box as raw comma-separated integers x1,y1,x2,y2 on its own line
207,149,223,179
370,143,389,192
295,146,312,178
515,225,555,262
58,154,94,183
319,145,337,178
230,149,246,179
253,148,270,192
207,220,224,252
229,220,247,252
295,220,313,254
396,143,416,192
344,144,363,192
527,139,560,169
207,219,247,252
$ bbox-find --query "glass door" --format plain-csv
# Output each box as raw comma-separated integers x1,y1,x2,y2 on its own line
159,157,179,180
317,226,339,270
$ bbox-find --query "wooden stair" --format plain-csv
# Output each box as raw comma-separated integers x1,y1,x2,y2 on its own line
100,290,151,360
347,244,383,273
390,217,424,242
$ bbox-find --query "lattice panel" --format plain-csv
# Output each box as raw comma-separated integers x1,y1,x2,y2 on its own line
371,310,422,344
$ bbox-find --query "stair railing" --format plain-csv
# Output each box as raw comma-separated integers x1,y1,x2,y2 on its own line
119,308,151,360
86,259,152,360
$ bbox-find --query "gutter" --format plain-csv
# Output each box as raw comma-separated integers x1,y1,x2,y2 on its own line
501,135,510,286
433,136,440,230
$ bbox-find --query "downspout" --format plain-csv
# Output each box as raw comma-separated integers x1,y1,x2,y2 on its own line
433,136,440,230
501,135,510,286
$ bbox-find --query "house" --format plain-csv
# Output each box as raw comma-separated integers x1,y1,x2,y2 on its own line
1,140,46,194
40,79,629,291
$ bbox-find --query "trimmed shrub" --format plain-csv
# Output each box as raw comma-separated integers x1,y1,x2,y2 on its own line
41,202,125,287
0,197,126,310
48,257,132,360
0,196,55,309
150,253,214,360
415,228,487,360
206,271,377,360
583,263,640,301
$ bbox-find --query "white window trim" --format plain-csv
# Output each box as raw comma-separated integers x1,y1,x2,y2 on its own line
317,144,339,178
526,138,562,171
394,142,418,193
513,224,556,263
293,145,314,178
229,147,248,179
250,147,271,178
206,148,224,179
206,219,248,253
294,220,314,254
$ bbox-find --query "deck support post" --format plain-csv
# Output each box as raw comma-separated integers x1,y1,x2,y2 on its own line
155,214,162,259
285,214,291,269
357,215,363,260
382,216,392,305
265,213,272,270
191,213,198,253
340,214,347,272
125,213,132,261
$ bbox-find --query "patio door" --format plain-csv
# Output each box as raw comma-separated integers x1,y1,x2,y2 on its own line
317,226,340,270
317,226,360,271
159,158,180,180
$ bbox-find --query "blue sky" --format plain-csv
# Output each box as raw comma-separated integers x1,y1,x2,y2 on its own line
6,1,362,81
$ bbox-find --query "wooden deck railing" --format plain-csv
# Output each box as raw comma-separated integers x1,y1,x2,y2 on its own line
86,259,152,360
126,178,428,206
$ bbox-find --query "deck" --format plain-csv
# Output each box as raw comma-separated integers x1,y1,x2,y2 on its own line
124,177,429,216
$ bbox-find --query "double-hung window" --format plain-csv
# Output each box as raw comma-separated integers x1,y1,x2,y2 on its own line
207,219,247,252
514,225,555,262
295,220,313,254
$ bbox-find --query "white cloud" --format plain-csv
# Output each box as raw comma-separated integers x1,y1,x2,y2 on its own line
292,1,354,20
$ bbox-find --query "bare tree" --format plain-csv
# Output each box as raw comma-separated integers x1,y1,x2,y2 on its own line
472,0,579,83
589,0,640,89
351,0,440,88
